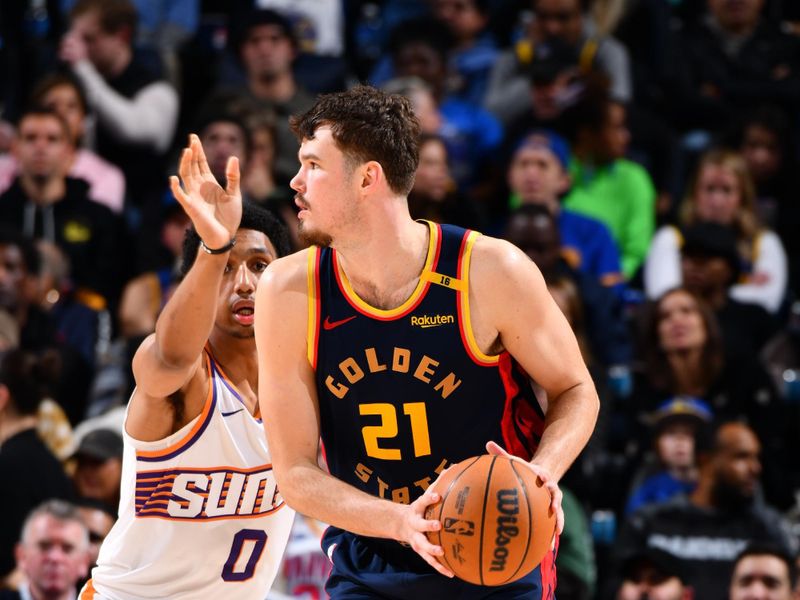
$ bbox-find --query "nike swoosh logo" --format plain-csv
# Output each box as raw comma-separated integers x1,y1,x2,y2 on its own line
323,315,357,331
221,408,244,417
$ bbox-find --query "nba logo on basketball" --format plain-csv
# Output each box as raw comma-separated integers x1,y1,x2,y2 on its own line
490,488,520,572
443,518,475,536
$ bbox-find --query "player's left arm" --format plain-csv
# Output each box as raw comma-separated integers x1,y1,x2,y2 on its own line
471,236,600,530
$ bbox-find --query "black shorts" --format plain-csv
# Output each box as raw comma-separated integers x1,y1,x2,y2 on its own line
322,527,557,599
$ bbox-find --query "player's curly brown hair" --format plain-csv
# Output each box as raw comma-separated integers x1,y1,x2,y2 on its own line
290,85,421,196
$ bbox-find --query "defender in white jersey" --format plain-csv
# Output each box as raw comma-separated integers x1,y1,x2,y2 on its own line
81,134,295,599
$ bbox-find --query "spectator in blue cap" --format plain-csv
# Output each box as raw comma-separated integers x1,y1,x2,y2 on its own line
507,129,624,293
625,396,713,515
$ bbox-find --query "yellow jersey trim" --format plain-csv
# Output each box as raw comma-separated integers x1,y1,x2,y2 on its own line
335,220,438,319
460,232,500,366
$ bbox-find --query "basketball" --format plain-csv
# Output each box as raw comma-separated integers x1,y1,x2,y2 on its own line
425,454,556,586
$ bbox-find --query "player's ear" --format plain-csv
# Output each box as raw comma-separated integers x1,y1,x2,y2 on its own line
360,161,382,192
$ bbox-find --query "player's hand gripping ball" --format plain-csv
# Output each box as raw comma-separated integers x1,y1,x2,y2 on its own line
425,454,556,586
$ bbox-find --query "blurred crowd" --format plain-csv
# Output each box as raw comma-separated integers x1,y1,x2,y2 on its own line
2,0,800,598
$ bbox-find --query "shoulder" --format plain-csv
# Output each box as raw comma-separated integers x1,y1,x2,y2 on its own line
468,234,547,300
257,248,315,297
470,234,536,275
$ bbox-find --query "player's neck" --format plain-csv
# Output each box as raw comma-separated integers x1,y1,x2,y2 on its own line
335,211,430,310
206,337,258,389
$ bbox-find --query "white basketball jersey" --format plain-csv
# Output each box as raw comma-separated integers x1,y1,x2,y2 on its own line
88,352,295,600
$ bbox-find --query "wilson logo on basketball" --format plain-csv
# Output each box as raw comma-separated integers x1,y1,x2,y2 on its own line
410,314,455,328
490,488,520,572
443,518,475,536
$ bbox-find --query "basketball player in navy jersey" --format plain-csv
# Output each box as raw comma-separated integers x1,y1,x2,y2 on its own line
255,86,600,598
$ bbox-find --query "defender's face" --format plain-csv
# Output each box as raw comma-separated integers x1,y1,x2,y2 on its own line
215,228,278,338
290,127,361,247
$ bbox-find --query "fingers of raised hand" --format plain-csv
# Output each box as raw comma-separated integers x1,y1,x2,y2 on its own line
169,176,190,210
178,147,193,189
189,135,204,181
225,156,240,198
190,134,213,179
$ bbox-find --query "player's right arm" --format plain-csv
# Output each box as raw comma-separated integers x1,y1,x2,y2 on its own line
255,253,453,577
127,135,242,441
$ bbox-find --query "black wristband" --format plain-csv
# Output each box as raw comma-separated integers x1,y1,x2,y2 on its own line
200,237,236,255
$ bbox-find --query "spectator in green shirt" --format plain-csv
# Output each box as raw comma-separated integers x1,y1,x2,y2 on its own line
562,82,655,279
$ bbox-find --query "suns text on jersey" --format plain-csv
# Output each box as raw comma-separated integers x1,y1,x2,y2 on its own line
134,465,284,520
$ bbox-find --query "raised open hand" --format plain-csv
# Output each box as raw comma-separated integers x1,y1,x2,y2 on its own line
169,134,242,250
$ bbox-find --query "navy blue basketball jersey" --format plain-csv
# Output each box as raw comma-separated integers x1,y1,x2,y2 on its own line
308,221,546,505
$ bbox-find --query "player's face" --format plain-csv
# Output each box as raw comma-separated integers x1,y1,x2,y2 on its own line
413,138,451,202
730,555,793,600
694,165,741,225
508,146,568,207
41,84,85,144
215,228,278,338
291,126,362,248
13,115,71,181
17,515,88,597
657,290,706,353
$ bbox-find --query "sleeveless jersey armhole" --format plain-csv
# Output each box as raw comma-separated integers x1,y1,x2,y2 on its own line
133,351,216,462
307,248,322,369
457,231,501,366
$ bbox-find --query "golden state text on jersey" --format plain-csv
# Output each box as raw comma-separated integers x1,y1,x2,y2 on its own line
308,222,547,506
